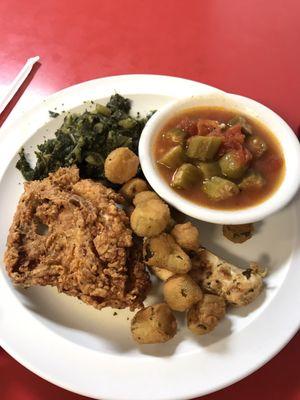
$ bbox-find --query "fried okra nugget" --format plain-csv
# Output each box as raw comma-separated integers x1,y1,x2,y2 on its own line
190,249,264,306
131,303,177,344
133,190,160,206
171,222,200,251
120,178,149,200
104,147,139,184
144,233,191,274
130,199,170,237
223,224,254,243
163,274,203,311
187,294,226,335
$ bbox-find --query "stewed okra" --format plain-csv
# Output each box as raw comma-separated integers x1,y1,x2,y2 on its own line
154,107,284,210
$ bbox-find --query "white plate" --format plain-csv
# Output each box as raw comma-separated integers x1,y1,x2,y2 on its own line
0,74,299,400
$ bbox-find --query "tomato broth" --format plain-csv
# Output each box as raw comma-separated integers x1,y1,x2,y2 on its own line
153,107,285,210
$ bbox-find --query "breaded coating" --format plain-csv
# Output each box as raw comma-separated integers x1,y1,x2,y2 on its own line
190,248,264,306
143,233,191,274
223,224,254,243
133,191,160,206
171,222,200,251
104,147,139,184
130,199,170,237
120,178,149,200
187,294,226,335
131,303,177,344
4,166,151,310
163,274,203,311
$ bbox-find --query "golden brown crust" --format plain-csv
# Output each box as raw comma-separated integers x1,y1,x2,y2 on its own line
171,222,200,251
131,303,177,344
143,233,191,274
187,294,226,335
163,274,203,312
104,147,139,184
130,199,170,237
4,166,150,310
120,179,149,200
222,224,254,244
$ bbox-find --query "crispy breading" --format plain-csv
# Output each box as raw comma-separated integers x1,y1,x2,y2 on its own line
4,166,150,310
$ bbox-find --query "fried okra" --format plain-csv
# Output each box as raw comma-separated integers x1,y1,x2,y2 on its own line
131,303,177,344
130,199,170,237
187,294,226,335
163,274,203,311
144,233,191,274
190,249,264,306
223,224,254,243
202,176,239,201
171,222,200,251
104,147,139,184
120,178,149,200
133,190,160,206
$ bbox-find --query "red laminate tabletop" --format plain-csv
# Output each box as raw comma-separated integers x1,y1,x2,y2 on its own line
0,1,299,399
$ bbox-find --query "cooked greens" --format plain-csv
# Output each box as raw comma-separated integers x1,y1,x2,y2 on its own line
16,94,152,181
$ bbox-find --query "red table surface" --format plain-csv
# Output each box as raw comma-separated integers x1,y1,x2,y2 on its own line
0,0,299,399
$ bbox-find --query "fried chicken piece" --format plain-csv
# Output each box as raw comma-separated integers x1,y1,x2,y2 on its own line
4,166,150,310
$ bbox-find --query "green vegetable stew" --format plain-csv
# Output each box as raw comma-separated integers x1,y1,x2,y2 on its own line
154,107,284,210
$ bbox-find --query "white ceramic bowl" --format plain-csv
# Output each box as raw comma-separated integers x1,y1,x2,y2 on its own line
139,91,300,224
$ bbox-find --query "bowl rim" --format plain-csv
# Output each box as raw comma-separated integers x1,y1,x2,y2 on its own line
139,91,300,224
